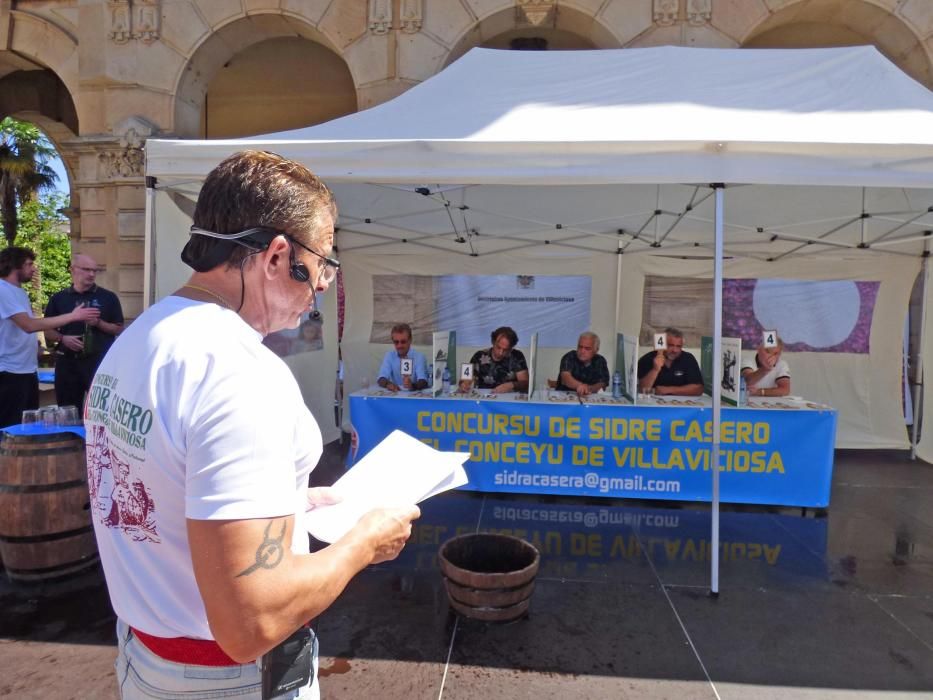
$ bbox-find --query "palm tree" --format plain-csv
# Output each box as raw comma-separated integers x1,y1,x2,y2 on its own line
0,117,58,245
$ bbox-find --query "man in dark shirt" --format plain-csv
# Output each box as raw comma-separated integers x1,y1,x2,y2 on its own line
637,327,703,396
44,254,124,408
556,331,609,396
462,326,528,393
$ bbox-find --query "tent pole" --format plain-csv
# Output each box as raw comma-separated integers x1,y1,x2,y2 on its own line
911,247,929,460
711,185,724,596
144,176,157,310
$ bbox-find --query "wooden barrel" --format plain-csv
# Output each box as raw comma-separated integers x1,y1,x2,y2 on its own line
438,533,540,623
0,431,98,583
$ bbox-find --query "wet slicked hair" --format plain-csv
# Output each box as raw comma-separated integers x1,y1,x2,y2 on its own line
187,150,336,268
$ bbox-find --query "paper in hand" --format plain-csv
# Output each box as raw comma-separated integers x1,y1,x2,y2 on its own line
305,429,469,544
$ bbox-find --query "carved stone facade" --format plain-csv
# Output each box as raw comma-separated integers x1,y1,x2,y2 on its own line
1,0,932,317
107,0,160,44
653,0,711,27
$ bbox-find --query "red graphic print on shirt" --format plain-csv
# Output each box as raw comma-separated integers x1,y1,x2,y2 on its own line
86,424,160,543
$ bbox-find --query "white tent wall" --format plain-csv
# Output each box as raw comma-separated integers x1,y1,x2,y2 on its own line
917,262,933,462
339,250,619,430
151,188,342,445
616,252,919,449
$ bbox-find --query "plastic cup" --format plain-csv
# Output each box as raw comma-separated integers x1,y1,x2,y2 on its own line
59,406,79,426
39,406,58,428
21,410,39,425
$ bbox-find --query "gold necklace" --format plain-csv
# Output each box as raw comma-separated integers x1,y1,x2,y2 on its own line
182,284,231,309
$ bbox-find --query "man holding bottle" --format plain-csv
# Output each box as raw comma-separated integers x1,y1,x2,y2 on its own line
44,253,124,409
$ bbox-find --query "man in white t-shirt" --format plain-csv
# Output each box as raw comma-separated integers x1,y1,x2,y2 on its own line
741,336,791,398
0,246,99,428
85,151,420,699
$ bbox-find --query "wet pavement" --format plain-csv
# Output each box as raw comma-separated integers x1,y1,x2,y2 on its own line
2,447,932,698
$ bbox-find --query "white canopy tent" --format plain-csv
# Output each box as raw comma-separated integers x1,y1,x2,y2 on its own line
146,46,933,591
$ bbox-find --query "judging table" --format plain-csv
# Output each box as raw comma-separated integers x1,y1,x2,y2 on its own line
349,389,837,508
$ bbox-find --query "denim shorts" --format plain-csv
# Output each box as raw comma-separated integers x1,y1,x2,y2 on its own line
115,619,319,700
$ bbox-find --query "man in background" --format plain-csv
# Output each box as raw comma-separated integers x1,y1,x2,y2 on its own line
742,335,791,397
377,322,429,391
637,327,703,396
44,253,124,409
0,246,99,427
556,331,609,396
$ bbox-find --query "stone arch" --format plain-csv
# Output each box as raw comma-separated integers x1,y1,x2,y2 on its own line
444,3,622,68
0,69,80,239
173,13,357,138
7,11,80,117
742,0,933,88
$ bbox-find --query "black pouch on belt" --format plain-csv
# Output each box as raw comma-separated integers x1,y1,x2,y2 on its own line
261,626,314,699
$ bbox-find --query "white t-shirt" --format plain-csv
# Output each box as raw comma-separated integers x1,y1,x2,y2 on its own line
85,296,322,640
0,279,37,373
741,353,791,389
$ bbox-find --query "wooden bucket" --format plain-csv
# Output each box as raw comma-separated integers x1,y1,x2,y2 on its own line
0,431,98,583
438,533,540,622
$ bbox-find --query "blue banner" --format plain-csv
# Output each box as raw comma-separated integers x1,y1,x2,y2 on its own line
349,396,837,507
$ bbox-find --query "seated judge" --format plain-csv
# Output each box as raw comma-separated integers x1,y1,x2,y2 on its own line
377,323,429,391
741,336,790,397
637,327,703,396
557,332,610,396
461,326,529,394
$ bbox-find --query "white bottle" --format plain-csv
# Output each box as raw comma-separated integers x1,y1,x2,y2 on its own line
442,366,451,393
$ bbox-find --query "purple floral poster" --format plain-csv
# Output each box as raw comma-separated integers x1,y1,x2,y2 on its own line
723,279,878,353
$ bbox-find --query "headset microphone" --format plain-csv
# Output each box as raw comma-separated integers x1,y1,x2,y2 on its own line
287,242,323,322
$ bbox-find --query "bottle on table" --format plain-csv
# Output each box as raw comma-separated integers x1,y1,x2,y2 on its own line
441,366,451,393
739,376,747,406
612,370,622,399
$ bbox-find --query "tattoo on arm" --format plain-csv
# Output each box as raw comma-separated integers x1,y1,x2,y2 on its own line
236,520,287,577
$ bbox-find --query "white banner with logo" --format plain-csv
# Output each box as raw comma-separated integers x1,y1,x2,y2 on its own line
436,275,591,348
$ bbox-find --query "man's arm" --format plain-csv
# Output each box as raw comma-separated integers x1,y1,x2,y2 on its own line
638,352,663,391
376,352,399,391
89,317,124,336
187,505,419,663
10,306,99,333
655,383,704,397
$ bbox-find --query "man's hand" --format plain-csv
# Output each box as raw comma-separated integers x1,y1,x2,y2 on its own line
353,505,421,565
757,348,777,369
492,382,513,394
653,351,666,371
654,385,671,396
60,335,84,352
385,381,399,392
306,487,342,511
70,306,100,323
575,383,591,397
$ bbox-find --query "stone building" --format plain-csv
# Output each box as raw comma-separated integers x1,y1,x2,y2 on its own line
1,0,932,319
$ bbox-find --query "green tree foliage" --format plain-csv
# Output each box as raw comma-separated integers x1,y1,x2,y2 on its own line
0,191,72,312
1,116,59,246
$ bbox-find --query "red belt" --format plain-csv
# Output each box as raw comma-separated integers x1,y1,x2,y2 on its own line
131,627,241,667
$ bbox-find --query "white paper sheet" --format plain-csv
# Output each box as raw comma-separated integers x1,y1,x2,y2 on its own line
305,429,469,543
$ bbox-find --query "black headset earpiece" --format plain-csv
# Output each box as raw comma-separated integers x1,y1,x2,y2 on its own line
287,244,311,283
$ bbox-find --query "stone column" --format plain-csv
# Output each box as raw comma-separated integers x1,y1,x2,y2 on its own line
66,117,153,322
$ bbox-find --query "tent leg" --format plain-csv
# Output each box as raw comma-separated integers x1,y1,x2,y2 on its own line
911,252,928,460
143,176,157,310
711,185,724,596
